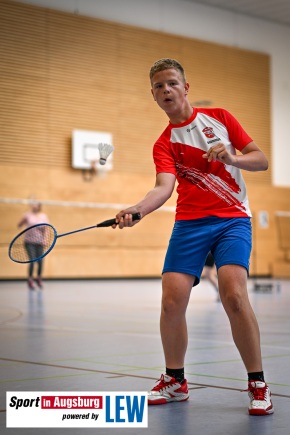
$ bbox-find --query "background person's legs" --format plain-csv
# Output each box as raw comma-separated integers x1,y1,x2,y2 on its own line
25,242,37,289
203,265,220,300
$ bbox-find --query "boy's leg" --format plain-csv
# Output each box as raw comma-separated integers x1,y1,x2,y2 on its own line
218,264,273,415
218,264,262,372
148,272,194,405
160,272,195,368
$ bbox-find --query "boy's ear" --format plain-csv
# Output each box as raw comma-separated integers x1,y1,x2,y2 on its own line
151,89,156,100
184,82,190,95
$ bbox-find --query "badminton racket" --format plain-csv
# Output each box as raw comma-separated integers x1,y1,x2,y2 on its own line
8,212,141,264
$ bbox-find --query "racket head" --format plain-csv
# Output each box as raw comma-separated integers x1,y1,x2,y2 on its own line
8,223,57,263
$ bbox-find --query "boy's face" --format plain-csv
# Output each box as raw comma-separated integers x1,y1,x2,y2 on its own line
151,68,189,116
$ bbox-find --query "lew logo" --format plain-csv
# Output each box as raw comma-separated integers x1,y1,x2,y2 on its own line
105,395,146,423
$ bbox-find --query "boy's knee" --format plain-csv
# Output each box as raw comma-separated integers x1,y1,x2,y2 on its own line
162,295,179,314
224,292,245,313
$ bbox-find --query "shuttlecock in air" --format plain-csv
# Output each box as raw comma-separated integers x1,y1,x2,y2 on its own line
98,143,114,165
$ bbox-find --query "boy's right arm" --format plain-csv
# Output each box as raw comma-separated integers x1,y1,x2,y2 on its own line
114,172,176,228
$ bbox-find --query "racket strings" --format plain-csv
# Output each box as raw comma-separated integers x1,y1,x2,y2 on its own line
9,225,56,263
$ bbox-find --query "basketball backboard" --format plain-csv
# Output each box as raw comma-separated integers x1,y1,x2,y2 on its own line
72,129,113,170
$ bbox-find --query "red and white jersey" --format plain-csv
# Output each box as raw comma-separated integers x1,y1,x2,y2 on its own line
153,107,253,220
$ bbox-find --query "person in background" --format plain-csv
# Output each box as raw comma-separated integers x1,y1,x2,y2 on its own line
113,58,273,415
18,201,49,290
202,252,220,301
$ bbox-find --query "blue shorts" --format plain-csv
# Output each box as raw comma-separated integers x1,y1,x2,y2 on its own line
162,217,252,286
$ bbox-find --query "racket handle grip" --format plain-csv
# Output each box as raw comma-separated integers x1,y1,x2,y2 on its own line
97,212,141,227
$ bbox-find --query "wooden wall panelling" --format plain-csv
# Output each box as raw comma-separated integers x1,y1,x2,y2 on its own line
0,0,289,279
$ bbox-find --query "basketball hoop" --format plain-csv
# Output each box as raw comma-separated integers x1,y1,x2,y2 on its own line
92,159,109,179
82,159,109,181
82,168,93,182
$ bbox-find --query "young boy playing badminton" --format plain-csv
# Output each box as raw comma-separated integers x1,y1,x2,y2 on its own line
113,58,273,415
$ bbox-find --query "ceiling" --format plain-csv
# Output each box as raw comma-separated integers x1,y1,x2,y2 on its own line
184,0,290,27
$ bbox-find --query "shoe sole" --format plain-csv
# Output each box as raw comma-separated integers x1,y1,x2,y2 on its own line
148,396,189,405
248,406,274,415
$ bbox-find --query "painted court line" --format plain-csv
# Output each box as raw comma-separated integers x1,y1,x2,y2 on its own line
0,357,289,398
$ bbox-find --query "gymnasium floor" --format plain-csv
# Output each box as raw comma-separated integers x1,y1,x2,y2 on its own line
1,277,290,434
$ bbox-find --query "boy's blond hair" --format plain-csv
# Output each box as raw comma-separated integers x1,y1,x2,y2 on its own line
149,58,186,83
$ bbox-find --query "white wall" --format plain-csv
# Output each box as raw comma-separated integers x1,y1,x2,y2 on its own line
15,0,290,187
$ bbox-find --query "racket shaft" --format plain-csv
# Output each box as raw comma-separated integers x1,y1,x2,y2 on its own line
96,212,141,227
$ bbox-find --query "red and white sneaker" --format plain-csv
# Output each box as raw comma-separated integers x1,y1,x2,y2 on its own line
248,381,274,415
148,374,189,405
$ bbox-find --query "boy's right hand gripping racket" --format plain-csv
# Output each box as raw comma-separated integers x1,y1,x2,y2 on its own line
8,212,141,264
